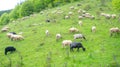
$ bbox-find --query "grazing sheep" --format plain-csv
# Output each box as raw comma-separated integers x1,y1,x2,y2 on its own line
73,34,86,40
62,40,72,48
105,14,111,19
45,30,49,36
70,6,74,10
78,9,82,14
68,12,73,16
46,19,50,22
111,14,116,19
5,46,16,55
90,15,95,19
110,27,120,37
11,34,24,41
78,16,83,20
70,42,86,51
6,32,17,38
69,27,79,33
77,3,82,6
78,21,83,26
1,26,10,32
65,15,70,19
91,26,96,33
56,34,62,41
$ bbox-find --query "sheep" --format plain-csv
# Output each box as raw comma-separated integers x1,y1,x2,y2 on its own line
110,27,120,37
64,15,70,19
77,3,82,6
46,19,50,22
45,30,49,36
78,9,82,14
70,42,86,52
5,46,16,55
10,34,24,41
6,32,17,38
78,16,83,20
1,26,10,32
90,15,95,19
68,12,73,16
105,14,111,19
73,34,86,40
111,14,116,19
56,34,62,41
78,21,83,26
100,13,106,16
62,40,72,48
69,27,79,33
91,26,96,33
70,6,74,10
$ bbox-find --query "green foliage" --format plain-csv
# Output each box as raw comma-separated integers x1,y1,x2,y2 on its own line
9,5,21,21
0,0,80,25
20,1,34,16
112,0,120,11
0,13,9,25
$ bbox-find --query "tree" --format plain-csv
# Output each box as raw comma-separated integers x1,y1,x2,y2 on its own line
20,1,34,16
32,0,46,12
9,5,21,21
0,13,10,25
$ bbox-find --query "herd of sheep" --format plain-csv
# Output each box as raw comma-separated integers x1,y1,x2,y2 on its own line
1,3,120,55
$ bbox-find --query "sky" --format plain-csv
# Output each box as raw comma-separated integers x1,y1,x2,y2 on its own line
0,0,25,11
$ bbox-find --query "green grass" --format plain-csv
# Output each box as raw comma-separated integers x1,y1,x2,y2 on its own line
0,0,120,67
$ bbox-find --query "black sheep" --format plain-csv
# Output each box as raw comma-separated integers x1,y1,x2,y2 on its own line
70,42,86,51
5,46,16,55
10,32,17,35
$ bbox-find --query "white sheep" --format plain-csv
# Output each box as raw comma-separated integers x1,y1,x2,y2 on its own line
6,32,17,39
10,34,24,41
78,16,83,20
73,34,86,40
56,34,62,41
1,26,10,32
100,13,106,16
62,40,72,48
65,15,70,19
78,21,83,26
111,14,116,19
78,9,82,14
105,14,111,19
69,27,79,33
45,30,49,36
70,6,74,10
110,27,120,36
68,12,73,16
91,26,96,33
7,33,13,38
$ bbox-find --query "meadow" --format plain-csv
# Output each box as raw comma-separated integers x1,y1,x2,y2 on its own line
0,0,120,67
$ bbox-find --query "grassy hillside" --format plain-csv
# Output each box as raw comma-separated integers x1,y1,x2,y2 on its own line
0,0,120,67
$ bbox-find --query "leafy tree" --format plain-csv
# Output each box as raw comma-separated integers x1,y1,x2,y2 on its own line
9,5,21,21
0,13,10,25
112,0,120,11
32,0,46,12
20,1,34,16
